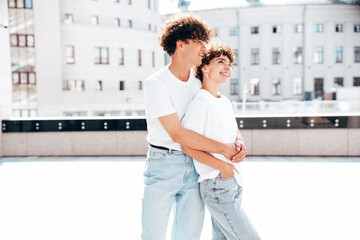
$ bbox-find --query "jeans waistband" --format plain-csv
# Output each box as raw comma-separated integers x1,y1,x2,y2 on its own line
149,144,183,154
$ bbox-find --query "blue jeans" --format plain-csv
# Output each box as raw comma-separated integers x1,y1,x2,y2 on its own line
200,176,261,240
142,147,205,240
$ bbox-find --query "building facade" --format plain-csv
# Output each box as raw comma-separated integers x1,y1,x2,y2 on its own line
0,0,163,117
192,1,360,102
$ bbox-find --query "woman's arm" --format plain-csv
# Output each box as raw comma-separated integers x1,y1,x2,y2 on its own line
181,145,237,179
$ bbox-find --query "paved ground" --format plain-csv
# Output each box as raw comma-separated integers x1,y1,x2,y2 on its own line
0,156,359,240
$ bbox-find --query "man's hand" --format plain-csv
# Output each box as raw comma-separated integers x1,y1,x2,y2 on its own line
219,162,238,179
221,143,240,161
232,143,248,163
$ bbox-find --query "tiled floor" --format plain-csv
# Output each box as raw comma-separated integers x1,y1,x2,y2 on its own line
0,156,359,240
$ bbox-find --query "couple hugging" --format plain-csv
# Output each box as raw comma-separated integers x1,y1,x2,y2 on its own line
142,13,261,240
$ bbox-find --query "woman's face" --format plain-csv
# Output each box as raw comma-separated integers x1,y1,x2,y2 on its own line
204,54,233,84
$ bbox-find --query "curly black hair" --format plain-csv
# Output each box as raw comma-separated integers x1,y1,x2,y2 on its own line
195,42,236,82
158,13,214,56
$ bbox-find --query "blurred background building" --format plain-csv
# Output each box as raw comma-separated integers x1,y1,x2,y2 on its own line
0,0,359,118
166,0,360,103
0,0,163,117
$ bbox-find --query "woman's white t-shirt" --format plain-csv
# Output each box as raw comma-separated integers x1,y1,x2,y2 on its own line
182,89,243,186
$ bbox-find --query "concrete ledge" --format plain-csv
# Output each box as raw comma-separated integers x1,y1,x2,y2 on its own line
1,129,357,157
1,131,148,157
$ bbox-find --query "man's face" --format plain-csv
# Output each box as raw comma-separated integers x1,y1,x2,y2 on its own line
182,39,207,66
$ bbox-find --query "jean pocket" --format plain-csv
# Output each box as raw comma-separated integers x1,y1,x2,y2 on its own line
217,175,235,181
147,151,167,162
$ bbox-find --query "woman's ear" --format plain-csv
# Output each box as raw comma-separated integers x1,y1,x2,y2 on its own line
202,66,208,72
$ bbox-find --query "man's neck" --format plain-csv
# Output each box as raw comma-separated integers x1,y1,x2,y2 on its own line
168,55,192,82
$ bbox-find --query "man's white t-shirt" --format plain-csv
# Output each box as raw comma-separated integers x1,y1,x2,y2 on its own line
182,89,243,186
144,65,201,151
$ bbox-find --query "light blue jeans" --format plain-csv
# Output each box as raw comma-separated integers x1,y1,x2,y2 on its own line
200,176,261,240
142,147,205,240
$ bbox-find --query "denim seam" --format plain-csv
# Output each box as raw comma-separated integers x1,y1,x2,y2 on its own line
214,184,241,239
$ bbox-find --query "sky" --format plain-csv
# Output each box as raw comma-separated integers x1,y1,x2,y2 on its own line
158,0,332,15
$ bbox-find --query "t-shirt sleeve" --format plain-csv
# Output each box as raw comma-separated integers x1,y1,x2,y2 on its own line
144,79,176,118
182,99,208,135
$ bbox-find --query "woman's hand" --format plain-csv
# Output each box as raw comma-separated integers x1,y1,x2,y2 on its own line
219,162,238,179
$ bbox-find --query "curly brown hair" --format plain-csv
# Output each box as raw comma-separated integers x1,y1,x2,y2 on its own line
158,13,214,56
195,42,236,82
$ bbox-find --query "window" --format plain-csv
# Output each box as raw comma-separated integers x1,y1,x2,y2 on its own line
138,50,142,66
94,47,109,64
294,24,302,33
273,25,281,34
354,77,360,86
95,80,103,91
8,0,32,8
25,0,32,7
10,34,35,47
315,24,324,33
148,24,152,31
251,26,259,34
63,80,85,91
119,80,125,90
293,78,302,95
64,13,73,24
334,77,343,87
230,27,239,36
355,47,360,63
294,24,303,33
251,48,259,65
115,18,120,27
314,46,324,64
272,78,281,95
139,81,143,90
118,48,124,65
272,48,281,65
293,47,302,64
354,24,360,33
336,24,343,32
12,72,36,85
66,46,75,64
128,20,132,28
314,78,324,99
148,0,151,9
152,51,155,67
127,0,132,5
8,0,16,8
91,16,99,25
230,79,238,95
114,0,119,2
335,46,343,63
250,78,260,96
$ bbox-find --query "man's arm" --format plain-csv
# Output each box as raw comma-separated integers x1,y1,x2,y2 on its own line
159,113,239,160
181,145,237,179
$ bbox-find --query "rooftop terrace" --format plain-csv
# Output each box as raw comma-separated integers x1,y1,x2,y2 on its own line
0,156,359,240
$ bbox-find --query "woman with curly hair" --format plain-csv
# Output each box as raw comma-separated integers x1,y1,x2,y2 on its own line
143,14,245,239
182,42,261,240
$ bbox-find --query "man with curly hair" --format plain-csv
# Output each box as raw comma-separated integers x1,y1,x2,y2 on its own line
143,13,246,240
